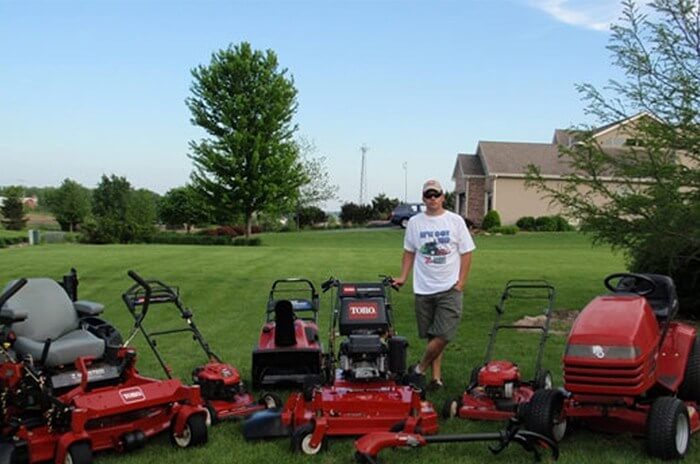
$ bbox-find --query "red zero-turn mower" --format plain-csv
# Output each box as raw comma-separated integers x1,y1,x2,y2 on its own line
0,270,208,464
121,271,280,423
354,417,559,463
244,276,439,454
251,278,323,389
443,280,557,421
524,273,700,460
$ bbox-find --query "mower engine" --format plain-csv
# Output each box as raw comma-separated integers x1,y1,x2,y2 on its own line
337,283,407,381
193,362,243,401
478,360,521,399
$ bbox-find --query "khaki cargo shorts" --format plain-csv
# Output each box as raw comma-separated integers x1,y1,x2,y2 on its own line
414,287,463,342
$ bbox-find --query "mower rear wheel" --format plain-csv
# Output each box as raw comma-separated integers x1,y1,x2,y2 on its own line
259,392,282,409
292,423,327,455
647,396,690,460
680,337,700,402
525,389,567,442
64,442,92,464
534,369,553,390
171,413,208,448
441,396,463,419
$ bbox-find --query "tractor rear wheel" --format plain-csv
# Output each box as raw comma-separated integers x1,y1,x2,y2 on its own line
524,389,567,442
647,396,690,460
680,337,700,402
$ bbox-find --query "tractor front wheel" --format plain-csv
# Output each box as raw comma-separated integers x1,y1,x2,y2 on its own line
64,442,92,464
171,413,208,448
525,389,567,442
680,337,700,402
292,423,327,455
647,396,690,460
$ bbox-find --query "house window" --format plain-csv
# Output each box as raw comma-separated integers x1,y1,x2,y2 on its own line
459,193,466,216
486,192,493,212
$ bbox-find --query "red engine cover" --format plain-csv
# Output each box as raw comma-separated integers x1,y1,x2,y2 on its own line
478,360,520,387
195,362,241,386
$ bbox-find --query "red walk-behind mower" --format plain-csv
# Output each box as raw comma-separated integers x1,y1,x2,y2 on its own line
244,276,439,454
122,271,280,423
251,278,324,389
524,273,700,460
443,280,556,421
0,270,208,464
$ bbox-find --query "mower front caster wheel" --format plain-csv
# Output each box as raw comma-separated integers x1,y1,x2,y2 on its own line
171,413,208,448
258,392,282,409
441,396,463,419
65,442,92,464
292,423,327,455
647,396,690,460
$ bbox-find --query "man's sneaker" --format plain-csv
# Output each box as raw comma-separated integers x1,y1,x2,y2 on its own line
427,378,444,392
404,364,426,390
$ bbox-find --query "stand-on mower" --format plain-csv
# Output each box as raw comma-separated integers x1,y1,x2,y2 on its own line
251,278,324,389
354,417,559,463
524,272,700,460
443,280,556,421
0,270,208,464
244,276,439,454
122,271,280,423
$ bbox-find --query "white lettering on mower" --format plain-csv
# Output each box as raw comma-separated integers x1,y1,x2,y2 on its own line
120,387,146,404
348,303,378,320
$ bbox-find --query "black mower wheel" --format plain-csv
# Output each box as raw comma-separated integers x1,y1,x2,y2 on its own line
64,442,92,464
292,423,327,455
680,337,700,402
171,413,208,448
525,389,567,442
647,396,690,460
258,392,282,409
441,396,463,420
0,443,18,464
534,369,553,390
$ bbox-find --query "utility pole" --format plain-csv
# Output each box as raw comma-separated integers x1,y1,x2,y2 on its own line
359,144,369,204
402,161,407,203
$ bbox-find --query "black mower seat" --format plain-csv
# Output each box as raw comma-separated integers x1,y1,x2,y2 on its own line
2,279,105,367
617,273,679,321
274,300,297,347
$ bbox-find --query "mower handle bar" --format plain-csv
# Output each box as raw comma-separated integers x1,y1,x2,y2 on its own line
0,278,27,310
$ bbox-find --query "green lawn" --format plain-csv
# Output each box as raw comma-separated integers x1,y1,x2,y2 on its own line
0,230,694,463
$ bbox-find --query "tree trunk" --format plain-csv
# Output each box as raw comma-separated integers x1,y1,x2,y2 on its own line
246,214,252,238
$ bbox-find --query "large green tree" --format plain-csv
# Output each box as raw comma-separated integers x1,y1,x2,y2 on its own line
187,42,307,237
47,179,91,232
0,186,27,230
526,0,700,315
159,185,211,233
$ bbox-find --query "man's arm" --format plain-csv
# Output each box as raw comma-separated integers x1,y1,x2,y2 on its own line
454,251,472,292
393,250,415,287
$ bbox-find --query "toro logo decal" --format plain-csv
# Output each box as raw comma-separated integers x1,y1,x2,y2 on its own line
348,302,379,320
119,387,146,404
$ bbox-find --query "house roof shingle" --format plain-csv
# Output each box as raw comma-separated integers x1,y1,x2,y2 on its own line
456,153,484,176
478,141,573,176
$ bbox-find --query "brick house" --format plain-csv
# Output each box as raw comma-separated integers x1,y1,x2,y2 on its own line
452,113,657,225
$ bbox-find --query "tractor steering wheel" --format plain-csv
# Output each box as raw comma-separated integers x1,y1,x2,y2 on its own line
603,273,657,296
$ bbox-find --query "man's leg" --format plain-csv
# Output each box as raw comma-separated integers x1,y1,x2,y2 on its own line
431,349,444,381
417,336,447,373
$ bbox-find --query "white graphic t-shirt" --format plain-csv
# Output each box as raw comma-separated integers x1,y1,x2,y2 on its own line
403,210,476,295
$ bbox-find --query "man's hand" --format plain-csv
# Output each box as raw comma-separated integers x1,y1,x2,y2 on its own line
393,276,407,287
454,281,464,292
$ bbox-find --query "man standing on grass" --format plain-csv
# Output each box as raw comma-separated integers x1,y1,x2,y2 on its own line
393,179,475,391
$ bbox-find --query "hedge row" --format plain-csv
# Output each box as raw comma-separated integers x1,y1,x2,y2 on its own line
515,215,574,232
149,233,261,246
0,237,28,248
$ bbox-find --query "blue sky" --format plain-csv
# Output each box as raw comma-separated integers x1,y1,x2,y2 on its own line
0,0,624,209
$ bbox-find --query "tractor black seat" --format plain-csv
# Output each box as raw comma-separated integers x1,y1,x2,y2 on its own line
274,300,297,347
2,279,105,367
617,273,679,321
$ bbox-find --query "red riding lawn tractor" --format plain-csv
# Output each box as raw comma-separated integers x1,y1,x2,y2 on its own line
443,280,556,421
0,270,208,464
524,272,700,460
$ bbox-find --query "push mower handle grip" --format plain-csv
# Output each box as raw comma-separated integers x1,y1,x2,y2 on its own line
321,277,337,293
0,278,28,309
127,270,152,293
379,275,400,292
